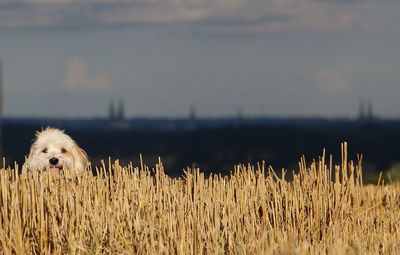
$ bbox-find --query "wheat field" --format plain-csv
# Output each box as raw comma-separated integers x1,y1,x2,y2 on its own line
0,143,399,254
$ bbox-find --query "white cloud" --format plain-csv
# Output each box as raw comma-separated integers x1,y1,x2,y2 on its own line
60,57,112,92
314,68,351,94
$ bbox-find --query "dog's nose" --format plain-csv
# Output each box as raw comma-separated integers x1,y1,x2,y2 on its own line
49,157,59,166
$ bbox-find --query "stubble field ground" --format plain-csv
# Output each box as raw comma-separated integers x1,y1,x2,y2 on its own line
0,143,399,254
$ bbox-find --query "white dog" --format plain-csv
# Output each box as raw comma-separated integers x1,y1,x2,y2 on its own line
25,127,89,172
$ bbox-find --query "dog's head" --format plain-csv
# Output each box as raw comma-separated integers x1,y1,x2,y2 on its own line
25,127,89,172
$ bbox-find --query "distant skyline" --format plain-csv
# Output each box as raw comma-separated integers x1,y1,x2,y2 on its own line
1,0,399,118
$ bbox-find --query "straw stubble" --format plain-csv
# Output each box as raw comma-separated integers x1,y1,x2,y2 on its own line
0,143,399,254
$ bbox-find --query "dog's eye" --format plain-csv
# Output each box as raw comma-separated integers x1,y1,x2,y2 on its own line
61,148,67,153
42,148,47,153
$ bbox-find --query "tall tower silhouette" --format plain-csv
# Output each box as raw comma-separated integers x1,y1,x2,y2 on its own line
109,99,115,120
0,61,3,158
189,104,196,122
358,99,365,121
367,99,373,121
117,98,125,120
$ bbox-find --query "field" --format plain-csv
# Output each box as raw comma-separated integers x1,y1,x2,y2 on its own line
0,143,399,254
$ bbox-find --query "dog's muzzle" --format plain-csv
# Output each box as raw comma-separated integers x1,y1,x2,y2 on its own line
48,157,62,172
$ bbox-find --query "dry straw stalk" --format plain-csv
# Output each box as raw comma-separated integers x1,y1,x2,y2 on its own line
0,143,399,254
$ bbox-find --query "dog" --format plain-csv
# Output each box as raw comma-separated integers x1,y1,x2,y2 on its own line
25,127,89,172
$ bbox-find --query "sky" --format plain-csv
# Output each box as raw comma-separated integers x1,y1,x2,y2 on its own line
1,0,400,119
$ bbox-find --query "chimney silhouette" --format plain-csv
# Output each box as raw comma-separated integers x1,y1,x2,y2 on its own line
367,99,373,121
117,98,125,120
358,99,365,121
0,61,3,158
109,99,115,120
189,104,196,122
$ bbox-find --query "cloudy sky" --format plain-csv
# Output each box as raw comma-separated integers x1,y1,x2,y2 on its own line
1,0,399,118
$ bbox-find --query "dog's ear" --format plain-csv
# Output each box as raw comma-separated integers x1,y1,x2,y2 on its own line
73,145,89,171
79,147,89,164
25,138,38,170
26,139,37,162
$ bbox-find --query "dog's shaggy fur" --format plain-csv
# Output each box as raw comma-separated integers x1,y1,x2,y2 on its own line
25,128,88,172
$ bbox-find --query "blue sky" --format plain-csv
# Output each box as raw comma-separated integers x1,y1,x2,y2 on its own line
1,0,399,118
